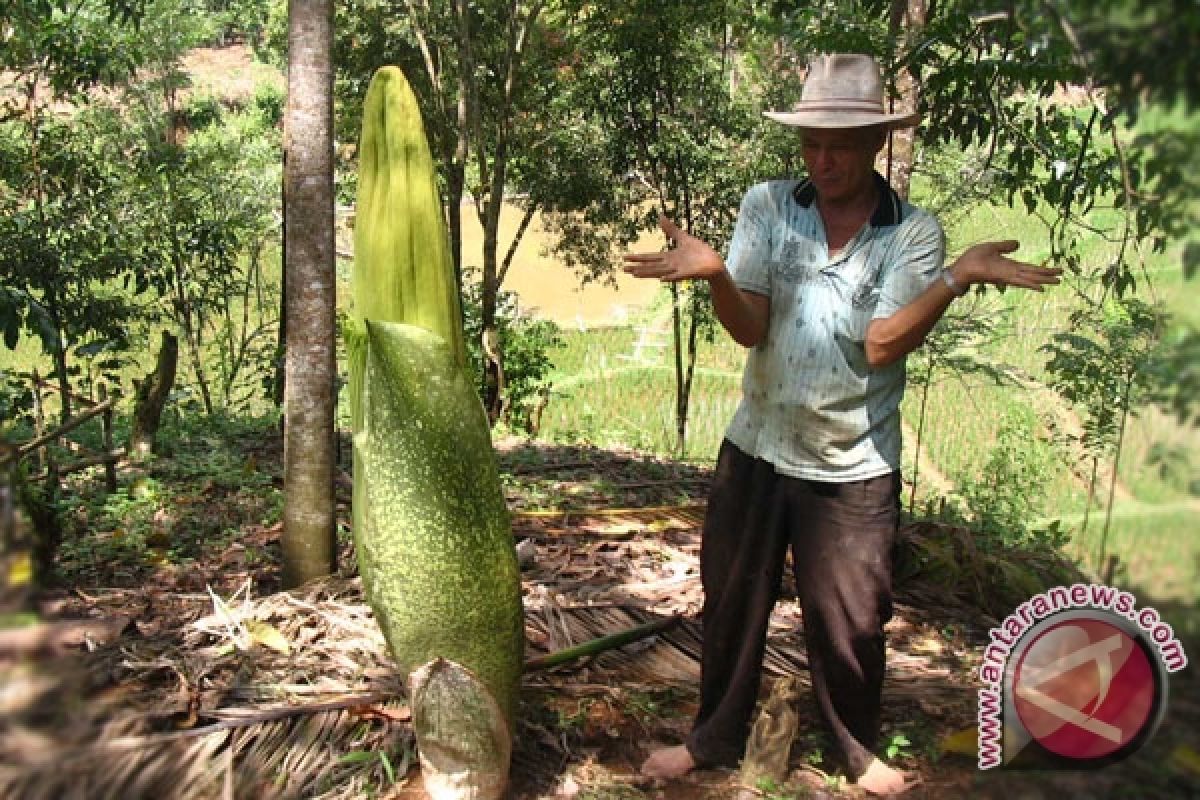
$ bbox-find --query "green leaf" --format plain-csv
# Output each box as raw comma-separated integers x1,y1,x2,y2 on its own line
1183,241,1200,281
338,750,375,765
379,751,396,785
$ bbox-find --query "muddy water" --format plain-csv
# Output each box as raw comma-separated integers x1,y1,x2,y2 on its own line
461,203,665,326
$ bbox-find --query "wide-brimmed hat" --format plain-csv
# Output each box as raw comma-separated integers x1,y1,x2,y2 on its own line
764,53,920,130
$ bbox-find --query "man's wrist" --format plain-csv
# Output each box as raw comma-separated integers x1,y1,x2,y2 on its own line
941,267,968,297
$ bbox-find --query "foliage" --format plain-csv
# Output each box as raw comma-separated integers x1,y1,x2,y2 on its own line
0,0,149,97
0,0,280,421
951,406,1066,552
199,0,272,47
123,103,281,414
1041,296,1167,560
1042,298,1165,462
55,411,283,584
1057,0,1200,117
109,10,283,415
0,108,149,414
461,272,562,434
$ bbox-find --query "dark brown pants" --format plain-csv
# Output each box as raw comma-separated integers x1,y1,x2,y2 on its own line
685,439,900,779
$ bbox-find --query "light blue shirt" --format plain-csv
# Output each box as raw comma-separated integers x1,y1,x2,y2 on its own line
724,174,946,482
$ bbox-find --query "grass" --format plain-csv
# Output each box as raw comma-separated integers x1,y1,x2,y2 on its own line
1065,506,1200,646
537,322,742,460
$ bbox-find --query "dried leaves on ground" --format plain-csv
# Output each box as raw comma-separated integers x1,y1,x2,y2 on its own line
2,439,1196,799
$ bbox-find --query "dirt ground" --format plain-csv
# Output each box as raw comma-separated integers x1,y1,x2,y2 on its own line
3,436,1198,800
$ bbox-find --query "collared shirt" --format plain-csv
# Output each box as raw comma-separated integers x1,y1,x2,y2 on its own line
724,173,946,482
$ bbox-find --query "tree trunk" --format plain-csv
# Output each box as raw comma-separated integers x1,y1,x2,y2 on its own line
129,330,179,459
481,272,504,427
42,288,72,426
172,259,215,416
447,159,466,297
282,0,337,588
0,448,32,612
670,283,685,455
678,297,700,459
886,0,928,199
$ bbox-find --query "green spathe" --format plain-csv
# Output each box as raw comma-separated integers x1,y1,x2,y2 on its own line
351,320,523,725
348,65,524,797
354,66,466,366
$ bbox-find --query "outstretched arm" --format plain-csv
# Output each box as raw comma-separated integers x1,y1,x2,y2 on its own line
623,215,769,348
865,240,1062,368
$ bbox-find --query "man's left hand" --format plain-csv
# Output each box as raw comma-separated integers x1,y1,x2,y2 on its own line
950,240,1062,292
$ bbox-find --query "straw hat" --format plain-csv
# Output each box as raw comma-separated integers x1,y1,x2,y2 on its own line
764,53,920,130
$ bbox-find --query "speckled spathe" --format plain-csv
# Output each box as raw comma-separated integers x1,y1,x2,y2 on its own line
346,64,524,785
350,320,523,727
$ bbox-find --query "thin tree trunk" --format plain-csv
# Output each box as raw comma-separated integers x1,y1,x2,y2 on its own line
273,156,288,409
671,283,684,455
910,365,933,514
447,159,465,297
26,82,70,427
175,288,215,416
473,1,545,424
47,304,71,427
282,0,337,588
129,330,179,459
1081,455,1099,533
1098,373,1133,570
678,295,700,459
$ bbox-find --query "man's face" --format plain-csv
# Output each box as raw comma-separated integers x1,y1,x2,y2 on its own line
799,126,886,205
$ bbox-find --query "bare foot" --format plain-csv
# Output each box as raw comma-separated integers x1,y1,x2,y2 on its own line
640,744,696,779
855,757,916,796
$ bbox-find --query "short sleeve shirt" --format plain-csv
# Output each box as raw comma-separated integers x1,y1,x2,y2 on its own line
723,174,946,482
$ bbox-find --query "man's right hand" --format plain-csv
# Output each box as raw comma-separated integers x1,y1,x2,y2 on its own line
623,215,727,282
623,214,768,348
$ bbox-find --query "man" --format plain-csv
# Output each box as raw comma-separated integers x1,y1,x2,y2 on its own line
623,53,1060,795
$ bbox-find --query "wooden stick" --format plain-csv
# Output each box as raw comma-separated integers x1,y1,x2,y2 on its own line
2,397,118,464
28,449,125,481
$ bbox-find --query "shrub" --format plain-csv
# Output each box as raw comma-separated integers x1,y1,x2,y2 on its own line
460,271,563,434
952,406,1066,552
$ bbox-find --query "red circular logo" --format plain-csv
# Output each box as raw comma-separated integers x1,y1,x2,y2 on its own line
1013,617,1157,761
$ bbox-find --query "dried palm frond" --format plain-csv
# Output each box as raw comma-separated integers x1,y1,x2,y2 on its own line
0,662,413,800
895,520,1086,619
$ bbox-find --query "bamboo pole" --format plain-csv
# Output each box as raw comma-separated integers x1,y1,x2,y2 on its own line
524,613,682,672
